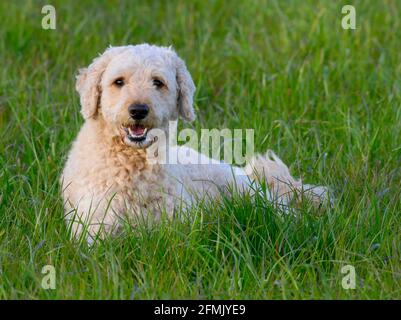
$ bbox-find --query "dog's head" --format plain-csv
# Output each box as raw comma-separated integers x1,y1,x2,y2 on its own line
76,44,196,148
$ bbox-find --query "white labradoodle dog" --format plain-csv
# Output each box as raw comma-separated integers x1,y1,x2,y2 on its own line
61,44,328,242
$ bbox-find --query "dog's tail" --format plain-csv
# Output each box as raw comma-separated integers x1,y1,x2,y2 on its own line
244,150,330,207
244,150,301,203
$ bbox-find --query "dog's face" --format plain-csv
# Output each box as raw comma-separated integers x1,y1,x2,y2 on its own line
75,44,196,148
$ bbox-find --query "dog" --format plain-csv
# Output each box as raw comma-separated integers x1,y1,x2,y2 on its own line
61,44,329,243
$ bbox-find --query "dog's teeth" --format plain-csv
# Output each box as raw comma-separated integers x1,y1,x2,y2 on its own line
127,127,148,137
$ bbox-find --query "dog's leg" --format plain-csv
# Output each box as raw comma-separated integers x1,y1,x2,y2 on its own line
244,150,330,208
64,196,122,245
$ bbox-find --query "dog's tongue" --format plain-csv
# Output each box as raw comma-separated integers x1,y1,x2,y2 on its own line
131,124,145,136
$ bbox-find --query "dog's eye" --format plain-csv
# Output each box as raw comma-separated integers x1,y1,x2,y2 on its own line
114,78,125,87
152,79,165,89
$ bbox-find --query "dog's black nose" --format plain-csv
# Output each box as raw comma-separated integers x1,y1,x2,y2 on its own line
128,104,149,120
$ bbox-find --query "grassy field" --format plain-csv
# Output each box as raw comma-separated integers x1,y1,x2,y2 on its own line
0,0,400,299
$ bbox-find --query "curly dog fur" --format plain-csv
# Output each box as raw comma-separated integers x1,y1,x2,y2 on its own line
61,44,329,243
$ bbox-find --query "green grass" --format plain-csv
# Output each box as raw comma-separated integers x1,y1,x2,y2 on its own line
0,0,400,299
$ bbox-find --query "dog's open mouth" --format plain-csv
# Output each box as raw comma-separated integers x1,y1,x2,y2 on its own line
123,124,148,142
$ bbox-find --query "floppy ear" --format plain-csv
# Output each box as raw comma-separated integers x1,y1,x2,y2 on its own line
75,46,128,119
176,56,196,122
